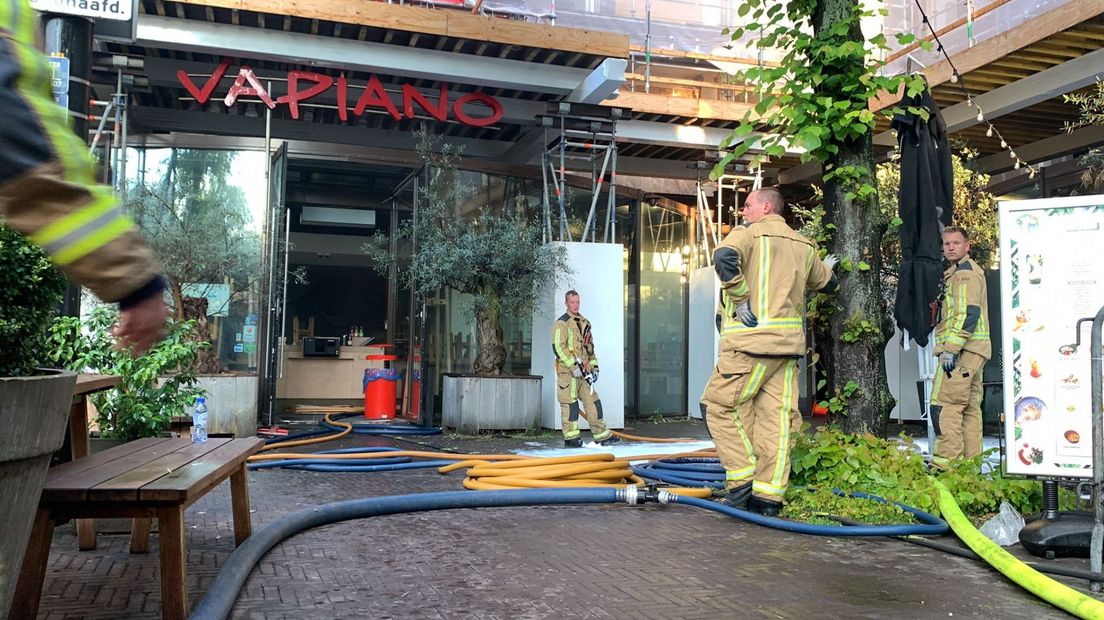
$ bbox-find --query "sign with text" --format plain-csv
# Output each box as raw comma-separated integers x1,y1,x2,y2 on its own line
176,61,504,128
1000,195,1104,478
30,0,133,20
47,55,69,108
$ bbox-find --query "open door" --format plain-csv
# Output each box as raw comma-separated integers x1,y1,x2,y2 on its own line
258,143,288,426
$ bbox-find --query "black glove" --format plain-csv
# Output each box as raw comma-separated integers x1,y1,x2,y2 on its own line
590,368,599,384
940,351,958,373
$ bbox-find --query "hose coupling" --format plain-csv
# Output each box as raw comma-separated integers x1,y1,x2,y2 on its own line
657,489,675,504
620,484,639,505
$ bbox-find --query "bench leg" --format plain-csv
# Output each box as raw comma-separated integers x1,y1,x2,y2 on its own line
9,509,55,619
69,398,98,551
230,464,252,546
157,506,187,620
130,518,152,554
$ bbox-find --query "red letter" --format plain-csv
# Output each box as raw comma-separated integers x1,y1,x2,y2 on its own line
402,82,448,122
353,75,401,120
337,75,349,122
177,59,230,105
452,92,503,127
223,66,276,109
277,71,333,120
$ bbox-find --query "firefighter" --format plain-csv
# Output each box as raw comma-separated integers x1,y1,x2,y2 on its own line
1,0,167,353
701,187,838,516
932,225,990,461
553,290,619,447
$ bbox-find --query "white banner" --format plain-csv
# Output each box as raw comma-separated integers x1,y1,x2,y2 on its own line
30,0,133,21
1000,195,1104,478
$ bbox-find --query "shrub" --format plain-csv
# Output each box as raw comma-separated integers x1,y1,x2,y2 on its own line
0,223,66,376
47,305,208,440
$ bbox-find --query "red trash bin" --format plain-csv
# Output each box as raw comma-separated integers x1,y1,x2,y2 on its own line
363,354,399,420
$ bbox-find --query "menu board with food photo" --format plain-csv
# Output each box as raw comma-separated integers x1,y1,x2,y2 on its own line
1000,196,1104,478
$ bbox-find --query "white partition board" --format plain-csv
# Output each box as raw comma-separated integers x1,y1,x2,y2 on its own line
687,266,721,418
531,242,625,430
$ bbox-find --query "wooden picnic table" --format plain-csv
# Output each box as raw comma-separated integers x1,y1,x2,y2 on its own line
69,373,122,550
10,437,264,620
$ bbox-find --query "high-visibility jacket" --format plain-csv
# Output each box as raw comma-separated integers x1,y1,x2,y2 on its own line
714,214,833,356
553,312,598,371
934,257,991,359
1,0,162,304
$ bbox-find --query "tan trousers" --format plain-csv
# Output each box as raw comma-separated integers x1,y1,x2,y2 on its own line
556,365,610,441
932,350,985,460
701,351,800,501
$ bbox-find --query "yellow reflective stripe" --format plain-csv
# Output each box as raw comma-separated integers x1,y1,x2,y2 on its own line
30,189,115,246
758,236,770,319
752,480,786,499
737,363,766,404
733,280,749,298
0,0,11,32
729,410,755,461
563,422,580,439
570,377,578,401
725,467,754,481
805,246,815,276
771,360,797,488
51,215,132,265
931,371,943,401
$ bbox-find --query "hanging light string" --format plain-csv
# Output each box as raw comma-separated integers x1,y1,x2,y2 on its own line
910,0,1038,179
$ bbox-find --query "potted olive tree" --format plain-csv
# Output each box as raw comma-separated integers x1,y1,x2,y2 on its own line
0,222,74,613
365,131,568,431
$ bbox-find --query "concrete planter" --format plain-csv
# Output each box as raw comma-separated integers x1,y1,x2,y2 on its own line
0,370,76,614
442,374,541,433
189,375,258,437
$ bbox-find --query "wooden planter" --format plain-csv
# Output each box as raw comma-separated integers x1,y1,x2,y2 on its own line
0,370,76,614
442,374,541,433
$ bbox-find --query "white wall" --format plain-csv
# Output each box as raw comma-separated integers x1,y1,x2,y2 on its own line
531,242,625,431
687,266,720,418
885,328,927,421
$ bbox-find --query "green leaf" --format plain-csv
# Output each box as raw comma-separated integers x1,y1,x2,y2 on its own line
857,261,871,271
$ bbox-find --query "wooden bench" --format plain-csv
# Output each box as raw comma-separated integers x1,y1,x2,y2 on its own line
10,437,264,620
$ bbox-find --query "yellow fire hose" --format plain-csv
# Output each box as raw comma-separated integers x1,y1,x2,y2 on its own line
250,413,714,497
934,479,1104,620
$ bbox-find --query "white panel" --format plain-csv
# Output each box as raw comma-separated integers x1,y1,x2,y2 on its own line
300,206,376,227
687,266,720,418
999,195,1104,478
884,328,926,422
532,242,625,431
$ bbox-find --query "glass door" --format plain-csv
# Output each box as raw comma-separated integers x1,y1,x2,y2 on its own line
258,143,288,425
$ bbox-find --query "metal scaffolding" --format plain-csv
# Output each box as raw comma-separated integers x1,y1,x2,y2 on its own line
691,160,758,266
539,102,623,244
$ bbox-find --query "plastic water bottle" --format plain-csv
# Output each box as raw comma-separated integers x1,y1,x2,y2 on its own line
192,397,208,443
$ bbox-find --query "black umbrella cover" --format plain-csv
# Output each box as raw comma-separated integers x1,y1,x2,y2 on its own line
892,85,953,347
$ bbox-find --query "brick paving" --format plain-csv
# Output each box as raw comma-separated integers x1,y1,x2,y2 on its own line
33,420,1095,619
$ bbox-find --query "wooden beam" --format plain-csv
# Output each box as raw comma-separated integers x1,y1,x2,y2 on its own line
173,0,629,58
605,92,754,122
872,0,1104,112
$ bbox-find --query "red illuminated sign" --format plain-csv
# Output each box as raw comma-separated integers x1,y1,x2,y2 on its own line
176,60,504,128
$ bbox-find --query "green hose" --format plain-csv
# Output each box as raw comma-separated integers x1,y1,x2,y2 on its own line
934,479,1104,620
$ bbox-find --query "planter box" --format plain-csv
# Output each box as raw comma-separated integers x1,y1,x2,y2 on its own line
0,370,76,614
191,375,258,437
442,374,541,433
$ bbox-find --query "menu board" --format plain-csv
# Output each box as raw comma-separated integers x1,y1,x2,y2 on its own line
1000,197,1104,478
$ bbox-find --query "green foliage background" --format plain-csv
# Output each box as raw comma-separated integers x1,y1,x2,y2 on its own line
0,223,66,376
48,306,207,440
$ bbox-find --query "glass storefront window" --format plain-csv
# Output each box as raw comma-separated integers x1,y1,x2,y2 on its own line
638,201,689,415
125,148,266,372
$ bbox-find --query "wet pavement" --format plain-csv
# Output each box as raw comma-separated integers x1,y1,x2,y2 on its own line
32,418,1096,619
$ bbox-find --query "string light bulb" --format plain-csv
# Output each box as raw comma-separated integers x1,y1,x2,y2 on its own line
1029,168,1037,179
986,126,993,138
1000,140,1008,149
1014,160,1021,170
950,73,959,83
976,110,984,122
1010,150,1017,159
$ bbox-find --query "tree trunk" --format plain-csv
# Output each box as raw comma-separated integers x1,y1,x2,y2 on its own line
182,296,222,374
814,0,894,435
473,302,506,376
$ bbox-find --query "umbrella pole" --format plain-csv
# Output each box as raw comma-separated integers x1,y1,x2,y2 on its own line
917,335,936,457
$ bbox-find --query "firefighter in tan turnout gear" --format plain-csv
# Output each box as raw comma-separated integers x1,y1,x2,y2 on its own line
701,188,839,516
1,0,168,352
553,290,620,447
932,226,991,462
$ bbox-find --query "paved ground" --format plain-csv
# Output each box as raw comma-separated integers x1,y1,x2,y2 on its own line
33,418,1098,619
